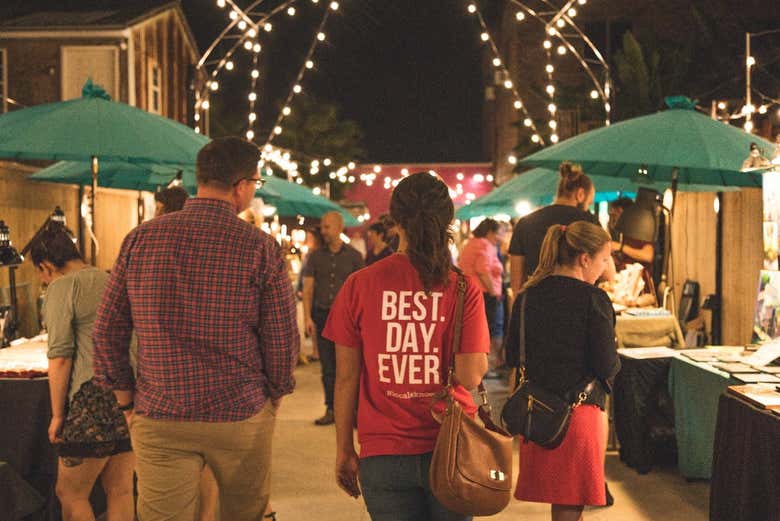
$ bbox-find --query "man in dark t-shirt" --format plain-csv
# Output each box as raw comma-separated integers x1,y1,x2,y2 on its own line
509,204,599,294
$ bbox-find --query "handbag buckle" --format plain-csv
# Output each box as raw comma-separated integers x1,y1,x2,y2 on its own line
489,469,506,482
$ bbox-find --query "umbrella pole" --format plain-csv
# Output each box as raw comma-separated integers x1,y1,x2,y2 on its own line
660,168,679,314
90,156,98,266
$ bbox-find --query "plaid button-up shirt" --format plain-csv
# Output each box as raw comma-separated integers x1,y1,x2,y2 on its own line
93,198,299,422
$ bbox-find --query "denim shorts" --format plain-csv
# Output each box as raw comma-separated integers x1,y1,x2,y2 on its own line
359,453,471,521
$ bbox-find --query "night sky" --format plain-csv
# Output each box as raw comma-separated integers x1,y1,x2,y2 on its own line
3,0,487,163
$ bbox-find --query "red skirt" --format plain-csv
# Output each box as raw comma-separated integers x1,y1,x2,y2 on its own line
515,404,606,506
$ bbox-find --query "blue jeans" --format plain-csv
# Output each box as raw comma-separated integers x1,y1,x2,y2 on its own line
359,453,472,521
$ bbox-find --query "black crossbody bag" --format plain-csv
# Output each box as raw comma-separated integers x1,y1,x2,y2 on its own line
500,293,594,449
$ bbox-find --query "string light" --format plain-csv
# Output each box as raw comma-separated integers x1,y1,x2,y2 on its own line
251,69,260,78
317,32,326,41
216,0,226,7
264,22,273,32
468,4,477,14
225,60,234,70
287,6,296,16
282,106,292,116
293,84,302,93
515,11,525,21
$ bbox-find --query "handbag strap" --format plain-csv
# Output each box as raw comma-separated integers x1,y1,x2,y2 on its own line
447,270,492,415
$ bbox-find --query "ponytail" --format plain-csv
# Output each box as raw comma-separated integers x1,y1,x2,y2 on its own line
522,221,610,292
390,173,454,292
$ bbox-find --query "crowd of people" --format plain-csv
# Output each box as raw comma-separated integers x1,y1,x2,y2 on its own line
33,137,623,521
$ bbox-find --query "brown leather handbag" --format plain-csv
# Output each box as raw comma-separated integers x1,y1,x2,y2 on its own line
429,272,514,517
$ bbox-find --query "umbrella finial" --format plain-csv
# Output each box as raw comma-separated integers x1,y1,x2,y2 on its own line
664,96,697,110
81,79,112,101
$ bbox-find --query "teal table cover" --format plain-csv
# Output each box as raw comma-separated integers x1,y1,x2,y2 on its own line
668,356,739,479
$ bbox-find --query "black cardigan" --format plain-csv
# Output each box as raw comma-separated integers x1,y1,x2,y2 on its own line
505,276,621,409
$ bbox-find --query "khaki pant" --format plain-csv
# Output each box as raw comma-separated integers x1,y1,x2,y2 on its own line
131,402,276,521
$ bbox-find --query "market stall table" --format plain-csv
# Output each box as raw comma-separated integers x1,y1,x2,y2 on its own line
668,356,739,479
0,339,105,520
615,314,685,348
710,391,780,521
613,350,677,474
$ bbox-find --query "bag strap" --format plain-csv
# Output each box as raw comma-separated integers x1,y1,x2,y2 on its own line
447,271,495,419
514,293,528,388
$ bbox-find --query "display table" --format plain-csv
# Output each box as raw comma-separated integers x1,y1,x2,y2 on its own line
668,357,738,479
710,392,780,521
0,339,106,520
613,354,675,474
615,314,685,348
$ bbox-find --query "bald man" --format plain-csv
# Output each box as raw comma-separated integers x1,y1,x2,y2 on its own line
302,212,364,425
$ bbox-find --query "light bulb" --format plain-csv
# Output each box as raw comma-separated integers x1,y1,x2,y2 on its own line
557,45,567,55
493,57,501,67
238,20,247,30
514,100,523,109
248,113,257,122
194,113,200,121
293,84,302,94
531,134,540,143
229,10,238,20
274,126,283,135
305,60,314,69
590,90,599,99
373,165,381,173
759,105,768,114
549,120,557,129
747,56,756,67
244,40,253,50
578,0,587,4
605,102,611,112
548,103,557,113
251,69,260,78
287,6,296,15
550,134,559,143
195,126,201,133
282,106,291,116
543,40,552,49
556,19,565,28
225,60,234,70
547,27,557,36
248,92,257,101
246,130,255,140
523,118,532,127
264,22,272,32
253,43,262,53
508,154,517,165
717,101,726,110
348,176,355,183
201,100,210,110
210,81,219,91
247,28,256,38
348,162,356,170
546,85,555,95
481,32,489,42
324,158,332,166
545,64,554,73
744,121,754,132
504,79,513,89
217,0,226,7
568,8,577,16
468,4,477,13
330,1,339,10
516,11,525,21
317,32,326,41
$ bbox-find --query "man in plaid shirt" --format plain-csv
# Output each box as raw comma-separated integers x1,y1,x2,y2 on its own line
93,137,299,521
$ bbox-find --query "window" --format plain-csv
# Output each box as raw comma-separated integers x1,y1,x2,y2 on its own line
148,58,162,114
61,46,119,101
0,48,7,113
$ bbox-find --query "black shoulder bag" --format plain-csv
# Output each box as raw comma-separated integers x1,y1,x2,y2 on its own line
500,293,595,449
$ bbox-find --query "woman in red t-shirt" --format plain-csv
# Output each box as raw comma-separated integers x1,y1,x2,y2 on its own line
324,172,490,521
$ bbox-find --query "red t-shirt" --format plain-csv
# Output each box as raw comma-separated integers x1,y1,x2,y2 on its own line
323,253,490,458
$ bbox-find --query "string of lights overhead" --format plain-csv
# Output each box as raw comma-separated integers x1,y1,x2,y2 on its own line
466,2,546,148
262,2,339,147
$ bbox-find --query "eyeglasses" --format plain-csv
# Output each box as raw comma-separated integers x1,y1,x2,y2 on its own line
234,176,265,190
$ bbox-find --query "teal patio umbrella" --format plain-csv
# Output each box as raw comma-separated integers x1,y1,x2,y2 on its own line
29,161,357,225
456,167,739,220
519,97,772,188
0,79,208,262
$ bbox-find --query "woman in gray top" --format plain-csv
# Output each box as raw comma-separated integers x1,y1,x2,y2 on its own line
32,223,133,521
